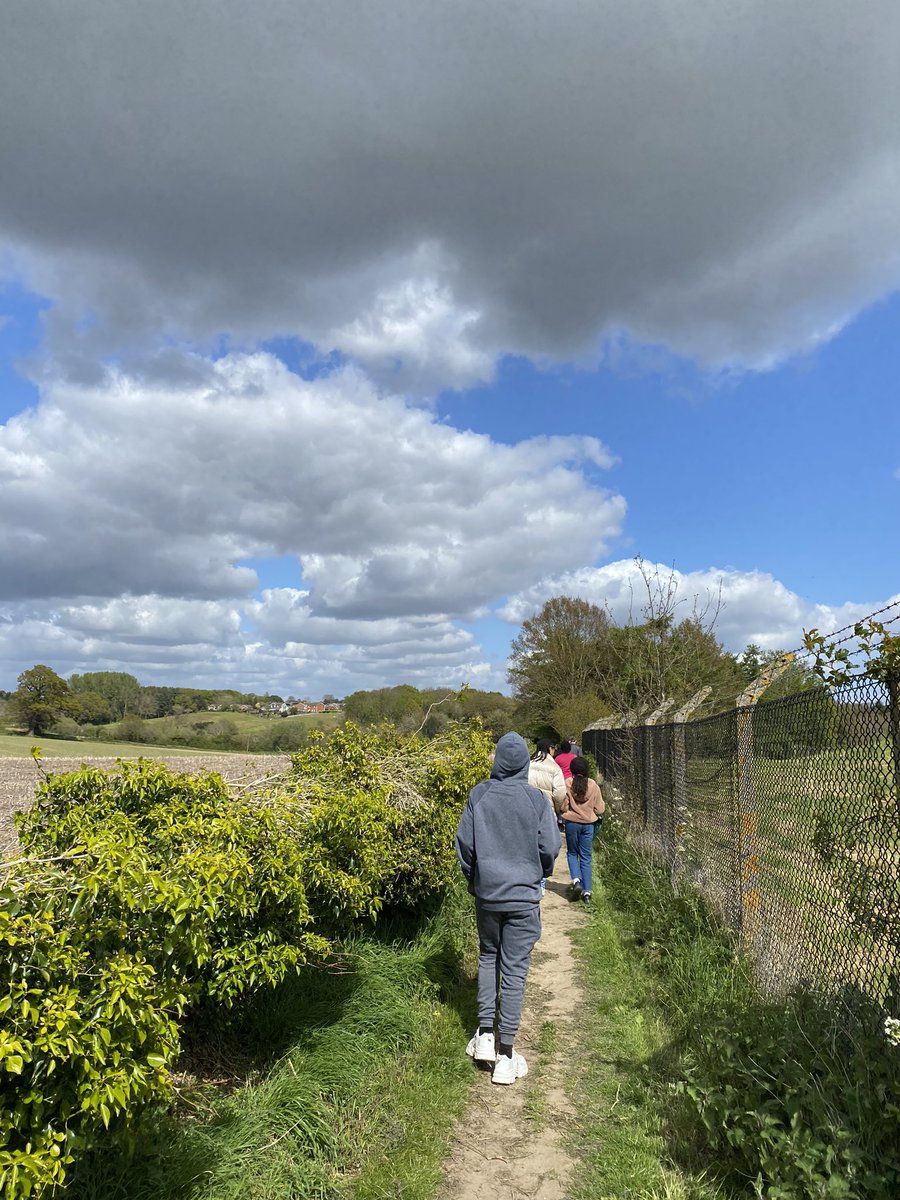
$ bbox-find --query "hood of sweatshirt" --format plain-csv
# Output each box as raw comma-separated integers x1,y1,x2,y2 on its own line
490,732,531,781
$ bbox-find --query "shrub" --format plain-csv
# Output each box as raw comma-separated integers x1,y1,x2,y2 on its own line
677,991,900,1199
0,722,492,1196
287,721,492,920
3,760,329,1196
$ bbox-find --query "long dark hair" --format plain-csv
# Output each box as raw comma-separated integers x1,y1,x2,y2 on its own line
531,738,553,762
570,756,590,801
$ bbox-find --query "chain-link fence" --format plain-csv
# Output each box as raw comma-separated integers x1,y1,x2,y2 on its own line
584,674,900,1014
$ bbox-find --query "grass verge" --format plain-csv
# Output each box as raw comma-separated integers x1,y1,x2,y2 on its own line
567,868,724,1199
67,884,477,1200
581,819,900,1200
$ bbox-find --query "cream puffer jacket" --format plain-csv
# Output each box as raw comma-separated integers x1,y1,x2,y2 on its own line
527,754,567,814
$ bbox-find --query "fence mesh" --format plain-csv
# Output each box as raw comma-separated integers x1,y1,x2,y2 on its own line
584,674,900,1015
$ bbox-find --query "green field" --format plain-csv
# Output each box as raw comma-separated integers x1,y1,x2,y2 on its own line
118,708,343,738
0,709,343,757
0,732,217,758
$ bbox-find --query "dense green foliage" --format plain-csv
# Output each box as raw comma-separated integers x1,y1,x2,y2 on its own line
342,684,516,738
598,821,900,1199
9,666,72,737
509,592,744,737
69,887,477,1200
0,721,492,1197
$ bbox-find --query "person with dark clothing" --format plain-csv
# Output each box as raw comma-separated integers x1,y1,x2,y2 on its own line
455,732,561,1084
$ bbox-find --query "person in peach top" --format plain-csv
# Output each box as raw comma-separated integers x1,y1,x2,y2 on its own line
560,756,605,903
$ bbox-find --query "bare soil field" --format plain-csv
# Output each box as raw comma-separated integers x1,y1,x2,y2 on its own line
0,753,290,860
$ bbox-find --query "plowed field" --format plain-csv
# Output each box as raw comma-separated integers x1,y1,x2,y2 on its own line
0,753,290,859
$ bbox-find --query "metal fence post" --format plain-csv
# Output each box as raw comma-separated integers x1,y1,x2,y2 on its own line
671,687,711,884
887,671,900,807
645,700,675,833
735,654,794,946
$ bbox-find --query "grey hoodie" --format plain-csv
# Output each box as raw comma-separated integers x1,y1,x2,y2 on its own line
455,732,562,911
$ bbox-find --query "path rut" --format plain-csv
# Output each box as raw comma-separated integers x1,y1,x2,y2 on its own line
440,878,589,1200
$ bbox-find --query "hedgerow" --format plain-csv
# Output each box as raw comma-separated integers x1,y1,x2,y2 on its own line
0,721,492,1198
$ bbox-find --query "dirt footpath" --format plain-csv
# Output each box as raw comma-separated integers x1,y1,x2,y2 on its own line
0,753,290,858
440,877,589,1200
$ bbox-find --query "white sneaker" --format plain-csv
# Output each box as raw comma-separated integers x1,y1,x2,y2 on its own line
466,1030,496,1063
491,1051,528,1085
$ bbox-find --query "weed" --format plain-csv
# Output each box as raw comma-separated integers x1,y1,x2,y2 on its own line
596,823,900,1200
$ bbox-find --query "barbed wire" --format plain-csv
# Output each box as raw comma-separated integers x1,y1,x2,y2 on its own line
784,597,900,664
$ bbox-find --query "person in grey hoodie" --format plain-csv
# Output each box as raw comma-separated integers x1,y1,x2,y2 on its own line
455,732,561,1085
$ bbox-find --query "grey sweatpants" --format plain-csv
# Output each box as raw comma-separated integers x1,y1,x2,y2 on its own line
475,904,542,1041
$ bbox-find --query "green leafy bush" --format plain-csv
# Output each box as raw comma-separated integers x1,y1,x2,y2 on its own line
287,721,492,918
677,993,900,1199
2,760,331,1196
0,721,492,1197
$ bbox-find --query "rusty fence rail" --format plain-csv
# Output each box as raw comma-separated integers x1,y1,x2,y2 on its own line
583,672,900,1016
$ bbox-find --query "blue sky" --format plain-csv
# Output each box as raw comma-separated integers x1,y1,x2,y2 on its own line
0,2,898,698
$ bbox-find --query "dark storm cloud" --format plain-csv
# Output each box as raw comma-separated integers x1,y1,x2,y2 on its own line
3,1,900,384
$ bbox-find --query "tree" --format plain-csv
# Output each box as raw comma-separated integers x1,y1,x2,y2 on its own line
508,562,744,737
12,665,72,736
69,671,142,720
69,690,113,725
508,597,614,735
140,686,177,717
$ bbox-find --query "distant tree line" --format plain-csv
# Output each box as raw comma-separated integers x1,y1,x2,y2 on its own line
2,667,324,744
2,668,519,751
341,685,517,738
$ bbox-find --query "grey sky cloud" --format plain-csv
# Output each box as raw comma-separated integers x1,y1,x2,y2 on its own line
0,352,624,614
3,2,900,385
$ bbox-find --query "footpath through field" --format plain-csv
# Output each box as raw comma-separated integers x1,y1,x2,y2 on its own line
439,857,723,1200
439,878,588,1200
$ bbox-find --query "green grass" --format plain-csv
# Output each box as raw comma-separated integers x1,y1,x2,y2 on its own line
521,1017,558,1126
66,884,477,1200
0,731,219,758
567,864,725,1200
0,709,343,757
584,821,900,1200
131,710,342,736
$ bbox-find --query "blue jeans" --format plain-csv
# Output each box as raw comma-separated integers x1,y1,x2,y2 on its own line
564,820,598,893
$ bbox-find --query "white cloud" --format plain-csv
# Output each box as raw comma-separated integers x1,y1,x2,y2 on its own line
0,353,621,692
499,559,899,656
0,352,623,613
3,2,900,386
